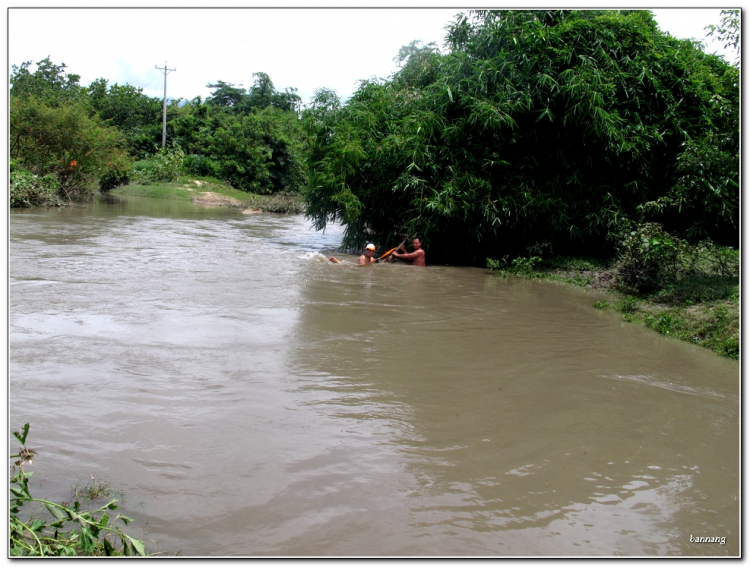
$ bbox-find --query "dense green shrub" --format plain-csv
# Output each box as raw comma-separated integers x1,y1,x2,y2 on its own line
171,105,306,194
10,57,85,106
87,79,163,159
486,256,542,276
183,154,222,178
10,95,132,200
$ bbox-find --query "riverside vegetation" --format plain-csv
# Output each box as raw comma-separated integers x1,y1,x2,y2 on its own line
10,424,148,556
303,10,738,260
487,223,739,359
10,59,307,212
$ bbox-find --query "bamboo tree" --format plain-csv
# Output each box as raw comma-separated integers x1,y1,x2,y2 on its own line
303,10,738,263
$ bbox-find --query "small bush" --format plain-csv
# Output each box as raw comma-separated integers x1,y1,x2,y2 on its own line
99,167,131,192
511,256,542,275
9,424,146,556
682,239,739,278
615,223,682,292
183,154,222,179
132,145,185,184
616,223,739,295
239,192,304,214
645,311,678,335
486,257,503,271
617,296,640,314
486,256,542,276
10,169,64,208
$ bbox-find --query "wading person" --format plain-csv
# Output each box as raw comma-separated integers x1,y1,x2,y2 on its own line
392,237,426,266
357,243,377,266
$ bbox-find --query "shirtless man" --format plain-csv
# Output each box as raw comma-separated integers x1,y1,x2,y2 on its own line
392,237,426,266
357,243,377,266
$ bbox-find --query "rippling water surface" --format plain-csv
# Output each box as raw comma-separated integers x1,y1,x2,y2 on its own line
10,195,739,556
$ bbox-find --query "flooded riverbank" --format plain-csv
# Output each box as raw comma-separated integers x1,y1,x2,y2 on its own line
9,195,739,556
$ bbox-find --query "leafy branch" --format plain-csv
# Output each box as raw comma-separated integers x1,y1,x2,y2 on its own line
9,424,147,556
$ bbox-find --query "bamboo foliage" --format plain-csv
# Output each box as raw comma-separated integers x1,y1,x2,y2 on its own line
303,10,738,263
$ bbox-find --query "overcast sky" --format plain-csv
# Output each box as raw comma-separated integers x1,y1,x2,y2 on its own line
7,6,737,106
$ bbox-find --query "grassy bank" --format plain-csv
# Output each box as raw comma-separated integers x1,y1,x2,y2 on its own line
487,254,739,360
110,176,304,214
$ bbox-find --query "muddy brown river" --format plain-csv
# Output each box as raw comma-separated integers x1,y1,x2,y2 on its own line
9,195,739,556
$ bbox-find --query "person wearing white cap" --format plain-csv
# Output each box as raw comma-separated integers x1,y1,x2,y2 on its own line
357,243,377,266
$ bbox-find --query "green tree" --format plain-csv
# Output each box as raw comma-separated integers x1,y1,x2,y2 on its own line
241,72,302,112
87,79,163,159
392,40,443,88
205,74,301,113
10,56,83,106
172,104,306,194
246,72,275,109
171,73,307,193
206,80,246,108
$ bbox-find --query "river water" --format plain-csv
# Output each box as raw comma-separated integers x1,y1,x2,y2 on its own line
9,195,739,557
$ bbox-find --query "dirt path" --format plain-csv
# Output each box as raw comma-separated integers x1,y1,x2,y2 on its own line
192,190,262,214
192,191,241,207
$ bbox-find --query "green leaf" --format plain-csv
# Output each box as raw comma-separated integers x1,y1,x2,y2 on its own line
116,514,133,526
45,502,65,521
129,537,146,556
121,536,133,556
13,423,30,445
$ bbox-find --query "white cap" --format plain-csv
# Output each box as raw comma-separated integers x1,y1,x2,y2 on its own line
366,243,376,251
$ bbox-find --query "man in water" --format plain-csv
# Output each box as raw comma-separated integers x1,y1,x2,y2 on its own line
357,243,377,266
392,237,426,266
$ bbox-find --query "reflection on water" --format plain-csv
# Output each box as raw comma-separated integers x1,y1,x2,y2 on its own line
10,195,739,556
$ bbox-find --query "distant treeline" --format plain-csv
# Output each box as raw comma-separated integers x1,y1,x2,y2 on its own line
10,57,308,203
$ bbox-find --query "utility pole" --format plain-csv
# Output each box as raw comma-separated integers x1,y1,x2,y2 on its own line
155,62,176,147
